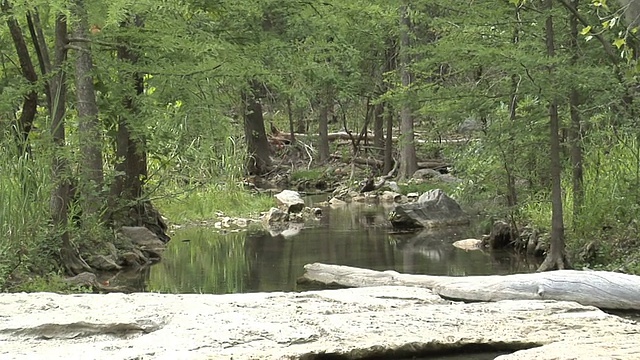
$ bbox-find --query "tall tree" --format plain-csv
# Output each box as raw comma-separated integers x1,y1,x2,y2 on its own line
72,0,104,218
539,0,571,271
398,2,418,179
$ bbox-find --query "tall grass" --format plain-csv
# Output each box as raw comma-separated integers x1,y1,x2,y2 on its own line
154,136,276,224
522,135,640,238
0,149,52,287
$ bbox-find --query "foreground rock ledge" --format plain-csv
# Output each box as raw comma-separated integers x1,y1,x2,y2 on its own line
0,287,638,360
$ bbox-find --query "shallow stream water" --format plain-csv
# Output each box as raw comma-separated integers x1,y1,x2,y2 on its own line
141,203,539,294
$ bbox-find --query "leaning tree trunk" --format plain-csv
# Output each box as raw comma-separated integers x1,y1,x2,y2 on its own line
398,3,417,180
2,1,38,156
72,0,104,218
243,80,272,175
539,0,571,271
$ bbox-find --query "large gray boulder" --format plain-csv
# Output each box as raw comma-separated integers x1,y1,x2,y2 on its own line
389,189,469,228
275,190,305,213
119,226,166,261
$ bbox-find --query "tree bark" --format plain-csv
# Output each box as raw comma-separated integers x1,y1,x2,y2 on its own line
243,80,272,175
72,0,104,217
2,1,38,155
539,0,571,271
398,3,417,179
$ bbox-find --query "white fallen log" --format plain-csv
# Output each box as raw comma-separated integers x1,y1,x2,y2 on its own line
300,263,640,310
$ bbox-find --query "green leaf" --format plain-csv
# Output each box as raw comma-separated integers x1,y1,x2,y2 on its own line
613,38,626,49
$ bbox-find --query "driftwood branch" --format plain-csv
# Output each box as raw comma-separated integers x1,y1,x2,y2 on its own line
299,263,640,310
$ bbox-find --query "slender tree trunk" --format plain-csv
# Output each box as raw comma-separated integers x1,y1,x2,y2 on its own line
398,3,417,179
111,16,147,208
373,102,384,156
47,15,89,274
568,0,584,221
318,89,331,162
72,0,104,217
503,4,522,208
539,0,571,271
383,40,397,174
243,80,272,175
2,1,38,155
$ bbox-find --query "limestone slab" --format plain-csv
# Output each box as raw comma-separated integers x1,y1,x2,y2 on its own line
0,287,638,359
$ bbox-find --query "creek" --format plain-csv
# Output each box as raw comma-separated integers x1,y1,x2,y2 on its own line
143,203,539,294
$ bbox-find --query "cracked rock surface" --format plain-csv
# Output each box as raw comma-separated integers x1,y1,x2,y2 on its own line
0,286,638,359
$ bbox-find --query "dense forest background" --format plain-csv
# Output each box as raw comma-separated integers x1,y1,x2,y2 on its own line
2,0,640,290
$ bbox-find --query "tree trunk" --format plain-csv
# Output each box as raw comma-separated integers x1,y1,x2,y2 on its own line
503,4,522,208
383,40,397,175
373,103,384,156
384,104,394,174
72,0,104,218
111,16,147,209
46,15,88,275
2,1,38,156
539,0,571,271
398,3,417,179
568,0,584,221
243,80,272,175
318,89,331,162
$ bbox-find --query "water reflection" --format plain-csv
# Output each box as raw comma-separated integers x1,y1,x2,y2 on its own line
144,204,539,294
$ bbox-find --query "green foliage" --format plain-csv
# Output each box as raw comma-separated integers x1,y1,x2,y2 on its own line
3,0,640,291
9,274,92,293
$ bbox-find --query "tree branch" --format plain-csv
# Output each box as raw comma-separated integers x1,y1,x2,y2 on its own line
556,0,620,65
